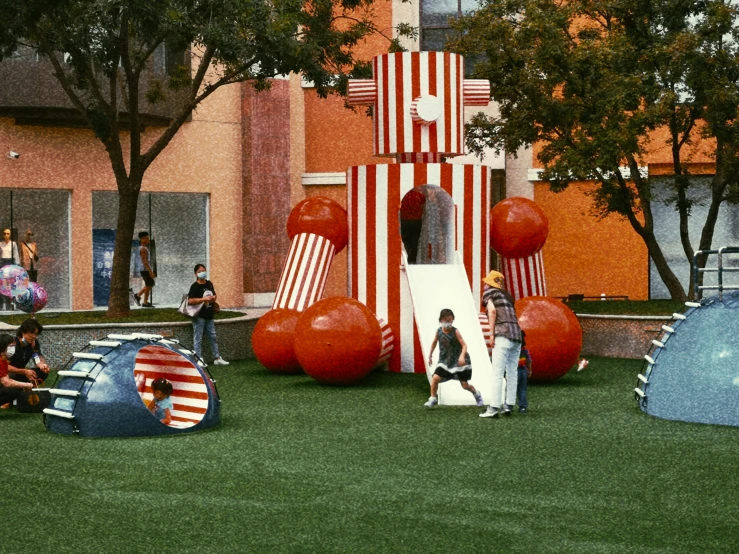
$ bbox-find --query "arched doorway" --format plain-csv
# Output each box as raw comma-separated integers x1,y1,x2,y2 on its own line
399,185,455,264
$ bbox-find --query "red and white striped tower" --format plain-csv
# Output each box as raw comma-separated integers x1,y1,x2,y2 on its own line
347,52,492,373
501,252,547,302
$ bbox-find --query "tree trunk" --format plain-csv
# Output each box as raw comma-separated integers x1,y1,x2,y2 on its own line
641,229,688,301
106,183,140,317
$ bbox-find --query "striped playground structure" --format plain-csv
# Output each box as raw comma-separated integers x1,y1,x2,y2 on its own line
45,334,220,438
501,252,548,302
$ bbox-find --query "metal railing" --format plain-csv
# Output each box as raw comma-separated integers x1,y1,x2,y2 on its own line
693,246,739,300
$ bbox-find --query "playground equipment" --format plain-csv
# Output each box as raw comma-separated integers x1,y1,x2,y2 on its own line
635,247,739,427
44,334,220,437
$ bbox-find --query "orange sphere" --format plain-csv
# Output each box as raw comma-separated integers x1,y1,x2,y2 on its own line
252,309,303,374
294,297,382,385
515,296,582,382
490,197,549,258
287,197,349,253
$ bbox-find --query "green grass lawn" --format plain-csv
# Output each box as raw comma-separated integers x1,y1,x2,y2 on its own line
0,307,243,326
2,358,738,553
568,299,687,316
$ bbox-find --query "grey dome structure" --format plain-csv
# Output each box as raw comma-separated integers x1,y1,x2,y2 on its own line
636,268,739,427
44,333,221,438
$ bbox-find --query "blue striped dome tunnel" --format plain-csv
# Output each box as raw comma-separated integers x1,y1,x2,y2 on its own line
44,334,221,438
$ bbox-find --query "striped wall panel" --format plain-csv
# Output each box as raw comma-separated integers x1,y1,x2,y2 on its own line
377,317,395,366
272,233,335,312
348,162,490,373
501,252,547,302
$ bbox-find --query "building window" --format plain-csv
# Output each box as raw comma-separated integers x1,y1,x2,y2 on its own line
0,189,71,310
92,192,208,307
420,0,478,52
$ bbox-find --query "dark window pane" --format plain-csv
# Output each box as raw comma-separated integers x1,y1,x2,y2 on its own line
460,0,480,15
422,27,455,52
421,0,459,26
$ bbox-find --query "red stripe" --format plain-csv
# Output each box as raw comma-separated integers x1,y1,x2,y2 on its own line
280,235,304,308
273,237,297,307
395,54,405,154
414,163,427,187
351,166,359,299
171,415,201,424
173,403,207,414
381,55,390,155
464,165,475,283
142,386,209,401
135,358,196,369
428,52,438,153
481,170,489,281
411,53,421,153
293,235,321,310
523,256,533,297
444,52,452,153
366,165,377,312
387,164,402,372
515,258,525,301
135,371,206,384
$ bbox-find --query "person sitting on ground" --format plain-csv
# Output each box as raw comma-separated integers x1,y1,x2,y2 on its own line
147,377,174,425
8,319,50,387
0,334,34,409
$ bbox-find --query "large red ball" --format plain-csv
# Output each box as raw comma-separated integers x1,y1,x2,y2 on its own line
287,197,349,253
515,296,582,383
252,309,303,374
490,197,549,258
294,297,382,385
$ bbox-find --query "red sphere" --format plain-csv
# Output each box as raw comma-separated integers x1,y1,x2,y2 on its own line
252,309,303,374
294,297,382,385
287,197,349,253
515,296,582,383
490,197,549,258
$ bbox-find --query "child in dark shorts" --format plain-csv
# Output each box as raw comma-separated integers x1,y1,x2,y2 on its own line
424,308,483,408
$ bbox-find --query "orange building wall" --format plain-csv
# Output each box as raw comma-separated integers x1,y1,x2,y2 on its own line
534,181,649,300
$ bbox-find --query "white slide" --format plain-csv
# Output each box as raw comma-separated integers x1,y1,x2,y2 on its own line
404,251,494,405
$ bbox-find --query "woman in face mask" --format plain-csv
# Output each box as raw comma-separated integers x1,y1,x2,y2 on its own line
187,264,229,366
0,334,34,410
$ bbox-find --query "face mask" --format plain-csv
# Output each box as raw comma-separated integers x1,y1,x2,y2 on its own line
440,322,453,329
197,271,207,279
6,346,15,357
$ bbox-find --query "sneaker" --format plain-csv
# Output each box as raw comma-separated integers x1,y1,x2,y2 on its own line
130,289,141,306
0,402,10,410
479,406,499,418
503,404,513,416
519,407,527,414
213,357,230,366
474,391,484,407
424,396,438,408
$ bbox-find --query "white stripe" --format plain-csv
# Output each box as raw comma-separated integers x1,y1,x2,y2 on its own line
387,56,397,153
347,168,354,295
168,421,196,429
170,409,205,420
357,166,367,304
458,56,465,154
311,241,334,306
375,164,389,320
450,54,457,153
134,364,202,377
279,233,305,309
402,52,413,153
419,51,430,152
472,167,482,301
539,251,547,295
141,392,209,409
376,56,384,154
426,163,441,186
436,52,446,153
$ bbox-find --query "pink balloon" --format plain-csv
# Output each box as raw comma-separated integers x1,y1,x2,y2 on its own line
0,264,29,298
15,282,47,314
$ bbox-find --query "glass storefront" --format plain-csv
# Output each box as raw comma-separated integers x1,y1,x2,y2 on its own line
0,189,71,310
649,177,739,298
92,191,208,307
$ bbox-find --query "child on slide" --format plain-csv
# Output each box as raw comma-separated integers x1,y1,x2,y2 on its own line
424,308,483,408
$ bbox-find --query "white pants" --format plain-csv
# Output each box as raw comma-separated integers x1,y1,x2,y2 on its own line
490,336,522,408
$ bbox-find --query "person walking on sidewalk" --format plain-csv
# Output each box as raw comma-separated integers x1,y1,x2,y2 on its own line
131,231,156,307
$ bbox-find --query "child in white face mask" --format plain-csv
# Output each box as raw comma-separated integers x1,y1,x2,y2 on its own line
424,309,482,408
0,334,34,409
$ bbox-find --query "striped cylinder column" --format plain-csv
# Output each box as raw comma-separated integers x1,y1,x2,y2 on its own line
376,317,395,367
272,233,335,312
348,162,490,373
500,251,547,302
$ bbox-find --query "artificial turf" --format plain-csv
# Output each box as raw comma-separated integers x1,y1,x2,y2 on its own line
1,358,738,553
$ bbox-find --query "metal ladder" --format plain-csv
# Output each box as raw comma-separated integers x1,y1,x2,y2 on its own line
693,246,739,300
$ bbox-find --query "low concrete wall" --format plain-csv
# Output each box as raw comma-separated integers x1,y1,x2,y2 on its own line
9,315,259,368
577,314,672,360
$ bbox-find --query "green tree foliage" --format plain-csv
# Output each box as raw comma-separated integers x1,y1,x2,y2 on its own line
453,0,739,300
0,0,396,315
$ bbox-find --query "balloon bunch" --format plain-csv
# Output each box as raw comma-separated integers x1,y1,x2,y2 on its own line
0,265,48,314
